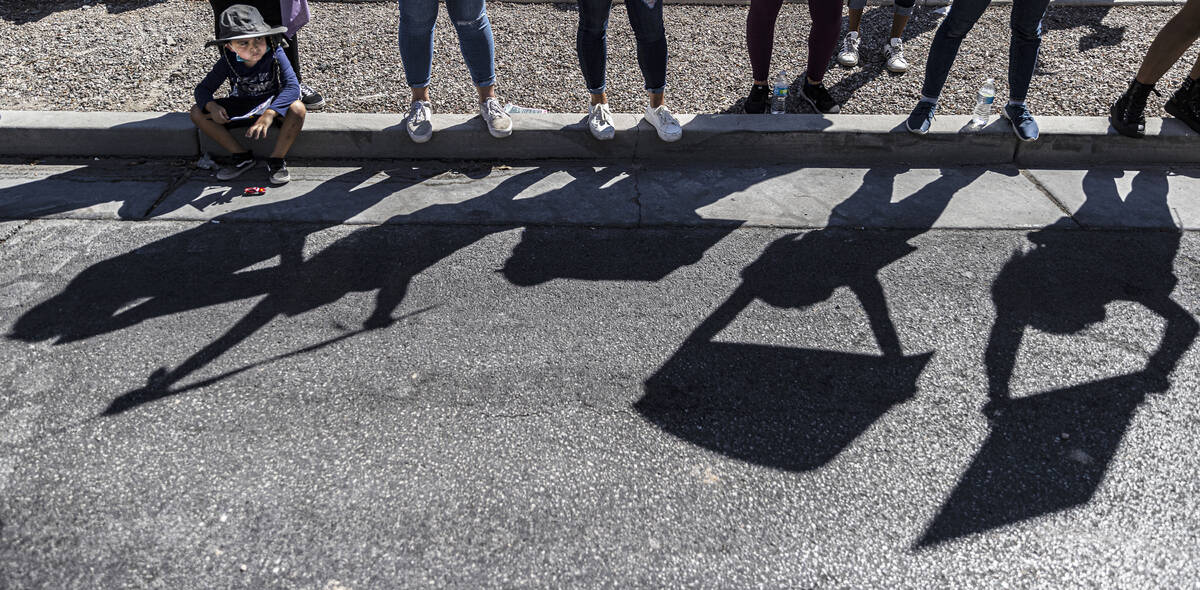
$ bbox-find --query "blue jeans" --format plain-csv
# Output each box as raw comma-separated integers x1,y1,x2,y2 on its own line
920,0,1050,102
577,0,668,94
398,0,496,88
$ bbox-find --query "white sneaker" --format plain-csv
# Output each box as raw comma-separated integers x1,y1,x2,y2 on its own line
405,100,433,143
480,97,512,138
644,104,682,142
884,38,910,73
587,102,615,141
837,31,860,67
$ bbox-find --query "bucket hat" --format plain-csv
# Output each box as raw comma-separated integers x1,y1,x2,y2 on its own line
206,5,288,46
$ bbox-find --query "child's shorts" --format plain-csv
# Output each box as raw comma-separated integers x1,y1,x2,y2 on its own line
204,96,289,128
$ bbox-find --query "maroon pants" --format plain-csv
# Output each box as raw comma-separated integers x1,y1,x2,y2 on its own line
747,0,841,83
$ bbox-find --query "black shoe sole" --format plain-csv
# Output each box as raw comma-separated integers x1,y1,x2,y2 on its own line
1164,99,1200,134
1109,100,1145,138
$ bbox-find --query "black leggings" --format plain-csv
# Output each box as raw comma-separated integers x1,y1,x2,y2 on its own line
208,0,304,82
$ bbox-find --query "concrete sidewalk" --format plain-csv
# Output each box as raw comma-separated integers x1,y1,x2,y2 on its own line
2,111,1199,167
2,159,1198,230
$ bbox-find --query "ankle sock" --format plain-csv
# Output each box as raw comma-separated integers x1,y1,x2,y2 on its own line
266,157,285,169
232,151,253,164
1007,100,1026,107
919,95,937,105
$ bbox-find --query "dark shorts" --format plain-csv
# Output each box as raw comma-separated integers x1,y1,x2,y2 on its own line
203,96,286,128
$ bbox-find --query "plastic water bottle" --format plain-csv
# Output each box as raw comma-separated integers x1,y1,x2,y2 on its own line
971,78,995,127
771,71,789,114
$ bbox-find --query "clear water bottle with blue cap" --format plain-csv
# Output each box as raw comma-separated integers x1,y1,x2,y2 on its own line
771,70,789,115
971,78,995,127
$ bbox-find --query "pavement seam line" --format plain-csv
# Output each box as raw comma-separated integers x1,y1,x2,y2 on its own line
141,170,194,218
1019,169,1082,227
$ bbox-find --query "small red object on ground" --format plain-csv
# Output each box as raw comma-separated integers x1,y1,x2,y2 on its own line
243,187,266,196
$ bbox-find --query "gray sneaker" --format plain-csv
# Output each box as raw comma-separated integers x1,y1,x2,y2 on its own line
480,97,513,138
216,153,255,181
405,100,433,143
267,159,290,185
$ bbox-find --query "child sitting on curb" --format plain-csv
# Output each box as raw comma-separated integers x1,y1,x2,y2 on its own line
190,4,306,185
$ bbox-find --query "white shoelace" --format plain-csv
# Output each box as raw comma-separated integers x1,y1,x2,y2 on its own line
409,101,428,125
592,104,613,127
655,107,679,128
484,98,507,121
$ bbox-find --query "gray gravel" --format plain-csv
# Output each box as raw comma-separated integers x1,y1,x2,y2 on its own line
1,0,1198,116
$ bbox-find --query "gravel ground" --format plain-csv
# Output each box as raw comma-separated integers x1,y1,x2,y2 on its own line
1,0,1198,116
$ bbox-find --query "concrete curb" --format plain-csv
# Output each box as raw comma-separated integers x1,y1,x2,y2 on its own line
2,110,1198,166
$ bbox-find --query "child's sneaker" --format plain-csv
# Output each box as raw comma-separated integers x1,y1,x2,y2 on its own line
644,104,683,142
300,83,325,110
405,100,433,143
837,31,860,67
480,97,513,138
216,151,255,180
266,158,290,185
587,102,615,140
743,83,769,114
884,38,910,73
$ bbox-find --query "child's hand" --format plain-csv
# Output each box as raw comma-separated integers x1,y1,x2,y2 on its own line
206,101,229,124
246,111,275,140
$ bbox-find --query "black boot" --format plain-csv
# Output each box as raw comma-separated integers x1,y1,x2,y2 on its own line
1110,79,1155,138
1164,76,1200,134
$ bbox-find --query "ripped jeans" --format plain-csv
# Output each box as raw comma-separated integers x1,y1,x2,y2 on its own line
577,0,668,94
398,0,496,88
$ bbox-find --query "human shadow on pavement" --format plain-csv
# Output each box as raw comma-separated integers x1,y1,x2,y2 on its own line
102,161,813,414
0,159,190,221
918,168,1198,547
6,163,466,347
635,166,987,471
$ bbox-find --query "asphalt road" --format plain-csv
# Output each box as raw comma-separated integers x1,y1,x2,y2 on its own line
0,162,1198,587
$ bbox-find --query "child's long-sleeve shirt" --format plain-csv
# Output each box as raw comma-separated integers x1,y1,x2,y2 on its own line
193,46,301,117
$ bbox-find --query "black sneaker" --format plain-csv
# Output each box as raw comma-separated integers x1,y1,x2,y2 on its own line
744,83,769,114
300,83,325,110
266,158,290,185
1110,79,1156,138
216,151,255,181
800,78,841,114
1164,77,1200,134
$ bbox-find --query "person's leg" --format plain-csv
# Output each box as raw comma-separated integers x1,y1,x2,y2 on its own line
1134,0,1200,85
847,0,865,33
747,0,785,84
190,105,245,155
891,0,915,38
398,0,440,103
269,102,307,159
1006,0,1052,103
284,34,302,83
577,0,613,105
805,0,842,84
445,0,498,99
919,0,989,101
625,0,668,106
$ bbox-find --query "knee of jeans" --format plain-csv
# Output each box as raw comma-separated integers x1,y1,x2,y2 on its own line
848,0,867,11
1011,21,1043,42
893,0,915,16
398,0,437,28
